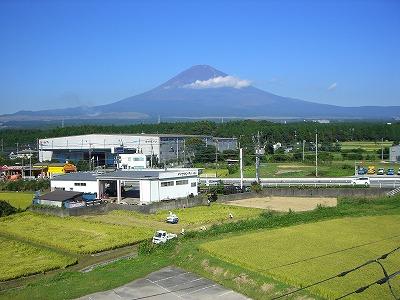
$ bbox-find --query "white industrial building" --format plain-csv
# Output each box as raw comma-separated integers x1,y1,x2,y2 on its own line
51,172,98,194
38,133,237,167
50,168,199,204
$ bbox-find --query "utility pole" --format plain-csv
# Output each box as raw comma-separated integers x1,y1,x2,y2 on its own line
1,138,3,153
29,148,32,178
215,139,218,177
16,142,19,155
240,148,244,190
302,140,305,162
255,131,261,183
315,131,318,177
176,138,179,162
381,137,384,161
183,139,186,166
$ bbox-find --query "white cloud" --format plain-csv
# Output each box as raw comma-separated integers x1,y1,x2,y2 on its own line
184,75,251,89
328,82,337,91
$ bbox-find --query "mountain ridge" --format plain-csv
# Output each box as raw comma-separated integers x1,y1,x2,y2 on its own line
1,65,399,122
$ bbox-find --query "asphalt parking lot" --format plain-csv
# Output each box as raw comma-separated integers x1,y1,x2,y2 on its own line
77,266,249,300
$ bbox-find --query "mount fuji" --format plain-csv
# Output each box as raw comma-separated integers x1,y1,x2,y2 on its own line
2,65,400,122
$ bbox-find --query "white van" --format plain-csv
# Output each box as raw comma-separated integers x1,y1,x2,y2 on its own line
351,177,370,186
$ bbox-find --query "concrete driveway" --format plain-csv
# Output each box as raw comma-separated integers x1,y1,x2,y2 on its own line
77,266,249,300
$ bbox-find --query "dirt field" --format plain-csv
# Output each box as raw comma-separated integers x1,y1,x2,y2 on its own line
226,196,337,212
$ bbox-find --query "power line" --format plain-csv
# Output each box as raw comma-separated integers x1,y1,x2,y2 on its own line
271,246,400,299
336,269,400,300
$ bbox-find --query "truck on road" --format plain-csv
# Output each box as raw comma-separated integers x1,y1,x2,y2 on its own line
152,230,177,244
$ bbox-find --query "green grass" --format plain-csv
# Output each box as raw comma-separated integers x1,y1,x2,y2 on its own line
200,215,400,299
0,192,33,209
0,212,153,254
0,236,76,281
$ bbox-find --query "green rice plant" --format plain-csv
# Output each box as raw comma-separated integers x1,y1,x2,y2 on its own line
0,192,33,209
0,212,154,254
0,236,76,281
200,215,400,299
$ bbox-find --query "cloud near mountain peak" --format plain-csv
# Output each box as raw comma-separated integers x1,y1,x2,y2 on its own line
183,75,251,89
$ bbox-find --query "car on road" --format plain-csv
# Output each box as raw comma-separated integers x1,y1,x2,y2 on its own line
351,177,370,186
377,168,385,175
367,166,376,174
357,167,367,175
387,168,395,176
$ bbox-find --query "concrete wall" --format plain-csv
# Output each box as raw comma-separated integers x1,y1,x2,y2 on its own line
31,196,206,216
31,187,391,217
51,180,98,194
37,199,62,207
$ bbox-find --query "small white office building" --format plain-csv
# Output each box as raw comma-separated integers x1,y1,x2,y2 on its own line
389,145,400,162
50,168,199,205
117,153,147,170
51,172,99,195
96,168,199,204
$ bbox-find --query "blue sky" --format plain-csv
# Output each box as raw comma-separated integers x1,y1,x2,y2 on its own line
0,0,399,114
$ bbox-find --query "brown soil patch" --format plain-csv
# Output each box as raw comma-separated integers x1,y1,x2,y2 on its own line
227,196,337,212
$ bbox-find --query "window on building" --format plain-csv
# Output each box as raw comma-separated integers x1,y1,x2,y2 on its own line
161,181,174,187
191,182,197,187
176,180,188,185
74,182,87,186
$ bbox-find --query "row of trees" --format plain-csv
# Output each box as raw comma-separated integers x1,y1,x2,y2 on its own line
1,120,399,151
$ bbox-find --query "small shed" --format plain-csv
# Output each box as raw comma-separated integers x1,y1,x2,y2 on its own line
34,190,85,208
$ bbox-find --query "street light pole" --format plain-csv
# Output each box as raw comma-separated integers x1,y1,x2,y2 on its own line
315,132,318,177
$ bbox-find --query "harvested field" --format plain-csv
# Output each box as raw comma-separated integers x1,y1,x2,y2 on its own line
226,196,337,212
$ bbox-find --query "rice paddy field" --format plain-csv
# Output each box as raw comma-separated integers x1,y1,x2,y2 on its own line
200,215,400,299
0,236,76,281
0,212,153,254
106,204,262,226
341,141,393,152
0,192,33,209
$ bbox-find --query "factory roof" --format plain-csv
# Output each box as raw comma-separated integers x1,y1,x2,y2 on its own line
39,133,237,140
39,190,83,202
51,172,98,181
96,170,165,180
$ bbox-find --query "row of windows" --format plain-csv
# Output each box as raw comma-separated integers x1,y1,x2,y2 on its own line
127,157,145,161
74,182,87,186
160,180,197,187
176,180,188,185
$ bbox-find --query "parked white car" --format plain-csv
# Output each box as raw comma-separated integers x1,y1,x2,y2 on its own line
152,230,177,244
351,177,370,186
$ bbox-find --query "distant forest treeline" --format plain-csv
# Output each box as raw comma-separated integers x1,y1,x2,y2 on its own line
0,120,399,150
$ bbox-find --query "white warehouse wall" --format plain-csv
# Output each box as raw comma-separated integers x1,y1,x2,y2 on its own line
51,180,98,195
139,177,198,203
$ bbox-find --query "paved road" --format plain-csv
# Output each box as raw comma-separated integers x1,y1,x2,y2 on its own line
77,266,248,300
200,176,400,188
